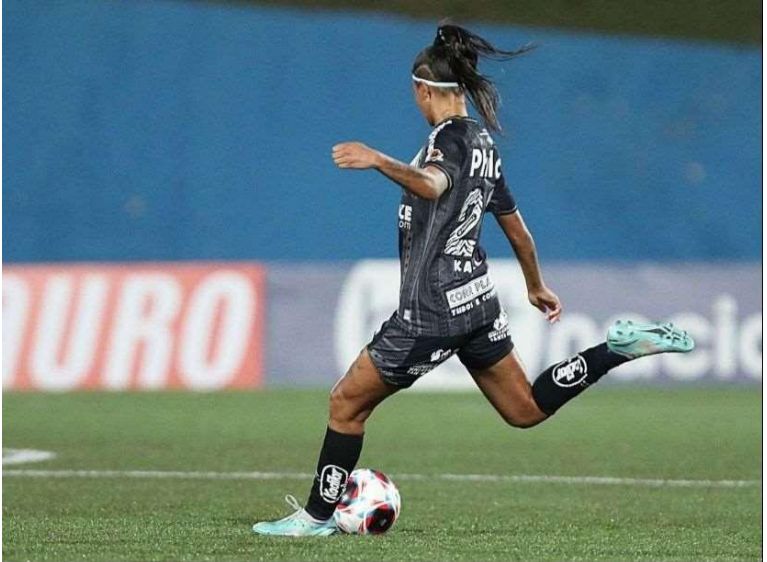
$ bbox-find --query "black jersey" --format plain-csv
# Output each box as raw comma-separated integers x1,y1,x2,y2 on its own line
397,116,518,336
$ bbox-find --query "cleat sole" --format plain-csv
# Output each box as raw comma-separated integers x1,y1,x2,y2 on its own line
607,320,695,359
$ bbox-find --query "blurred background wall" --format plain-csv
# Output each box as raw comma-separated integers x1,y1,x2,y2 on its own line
4,0,761,262
3,0,762,391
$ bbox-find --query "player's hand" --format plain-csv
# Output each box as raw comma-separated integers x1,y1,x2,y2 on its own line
332,142,380,170
528,286,562,323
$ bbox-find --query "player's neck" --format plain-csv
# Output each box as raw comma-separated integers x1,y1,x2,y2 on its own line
431,100,468,125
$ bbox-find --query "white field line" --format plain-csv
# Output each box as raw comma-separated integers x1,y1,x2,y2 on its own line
2,448,57,466
1,469,760,489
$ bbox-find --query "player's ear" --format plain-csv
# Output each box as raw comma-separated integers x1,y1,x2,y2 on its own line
421,83,433,103
414,81,427,97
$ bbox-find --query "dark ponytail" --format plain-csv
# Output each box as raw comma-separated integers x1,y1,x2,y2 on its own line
412,24,533,132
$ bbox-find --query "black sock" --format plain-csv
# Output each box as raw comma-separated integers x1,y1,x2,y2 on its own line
532,343,630,416
304,426,364,520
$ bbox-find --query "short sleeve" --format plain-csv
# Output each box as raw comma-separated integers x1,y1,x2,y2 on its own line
421,122,466,190
487,174,518,216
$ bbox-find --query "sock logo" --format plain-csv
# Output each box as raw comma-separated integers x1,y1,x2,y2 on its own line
552,355,588,387
320,465,348,503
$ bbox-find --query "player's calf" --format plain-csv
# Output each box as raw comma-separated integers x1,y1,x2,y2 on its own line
328,383,374,435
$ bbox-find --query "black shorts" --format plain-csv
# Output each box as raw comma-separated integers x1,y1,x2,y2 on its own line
367,311,514,388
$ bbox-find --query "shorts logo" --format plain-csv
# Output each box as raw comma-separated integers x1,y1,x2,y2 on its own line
430,348,454,363
488,310,510,342
493,310,508,331
552,355,588,388
407,349,455,377
407,364,434,376
320,465,349,503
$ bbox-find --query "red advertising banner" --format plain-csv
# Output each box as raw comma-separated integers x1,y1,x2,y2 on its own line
3,263,265,391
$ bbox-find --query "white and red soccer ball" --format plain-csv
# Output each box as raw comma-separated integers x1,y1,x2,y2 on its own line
333,468,401,535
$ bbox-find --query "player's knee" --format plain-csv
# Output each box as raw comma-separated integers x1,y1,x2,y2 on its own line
504,415,536,429
501,404,544,429
500,412,530,429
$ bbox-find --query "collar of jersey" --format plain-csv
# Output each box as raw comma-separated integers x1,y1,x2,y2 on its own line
433,115,477,128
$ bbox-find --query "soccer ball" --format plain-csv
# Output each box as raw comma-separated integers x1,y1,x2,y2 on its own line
333,468,401,534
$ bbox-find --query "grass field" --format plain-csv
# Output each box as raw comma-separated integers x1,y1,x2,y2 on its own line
2,387,762,562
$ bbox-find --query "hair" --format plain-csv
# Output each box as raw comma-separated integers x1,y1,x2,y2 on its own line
412,24,533,132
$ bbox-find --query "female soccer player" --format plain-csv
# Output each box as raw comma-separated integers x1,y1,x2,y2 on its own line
253,24,693,536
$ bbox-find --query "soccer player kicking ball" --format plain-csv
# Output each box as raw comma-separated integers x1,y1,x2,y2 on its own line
253,24,694,536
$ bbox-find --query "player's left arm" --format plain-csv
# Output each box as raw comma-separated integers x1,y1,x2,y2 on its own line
494,210,562,323
332,142,448,200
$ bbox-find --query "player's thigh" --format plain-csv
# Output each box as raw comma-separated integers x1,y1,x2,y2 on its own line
366,312,457,389
330,348,399,423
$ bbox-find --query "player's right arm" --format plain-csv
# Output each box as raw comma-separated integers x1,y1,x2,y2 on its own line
490,178,562,323
374,151,450,200
333,125,465,200
332,142,448,200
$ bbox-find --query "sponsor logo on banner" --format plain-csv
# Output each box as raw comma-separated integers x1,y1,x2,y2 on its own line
3,263,265,391
334,260,762,390
320,465,348,503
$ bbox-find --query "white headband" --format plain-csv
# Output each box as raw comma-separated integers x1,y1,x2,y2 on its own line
412,75,460,88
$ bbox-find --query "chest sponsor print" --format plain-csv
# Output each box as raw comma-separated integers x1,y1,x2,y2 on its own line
445,273,496,316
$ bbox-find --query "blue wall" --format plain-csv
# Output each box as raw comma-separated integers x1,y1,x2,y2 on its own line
3,0,761,262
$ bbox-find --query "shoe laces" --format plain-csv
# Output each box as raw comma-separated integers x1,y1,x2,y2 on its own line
272,494,305,523
284,494,302,512
282,495,329,527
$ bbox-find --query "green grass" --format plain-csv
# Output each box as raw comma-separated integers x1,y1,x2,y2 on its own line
2,388,762,561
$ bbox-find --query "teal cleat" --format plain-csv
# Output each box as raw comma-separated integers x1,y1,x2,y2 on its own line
607,320,695,359
252,495,337,537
